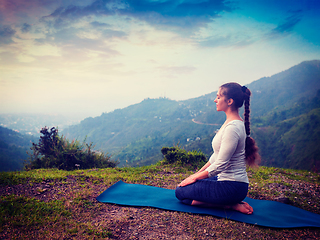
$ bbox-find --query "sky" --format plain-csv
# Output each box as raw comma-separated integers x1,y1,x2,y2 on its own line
1,0,320,120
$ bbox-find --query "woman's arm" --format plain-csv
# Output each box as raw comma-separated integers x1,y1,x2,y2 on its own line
178,170,209,187
198,161,211,172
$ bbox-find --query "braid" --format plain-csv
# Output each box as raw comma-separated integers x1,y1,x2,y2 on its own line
243,90,250,136
243,87,260,167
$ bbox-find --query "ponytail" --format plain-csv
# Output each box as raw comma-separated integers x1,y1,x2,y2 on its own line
242,86,260,167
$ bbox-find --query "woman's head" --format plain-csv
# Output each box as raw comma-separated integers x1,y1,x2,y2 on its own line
219,82,251,110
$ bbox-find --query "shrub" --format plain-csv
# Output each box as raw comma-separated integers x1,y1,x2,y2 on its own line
160,145,206,169
25,127,118,170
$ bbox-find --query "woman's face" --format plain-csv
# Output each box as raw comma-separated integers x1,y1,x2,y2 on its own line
214,88,229,112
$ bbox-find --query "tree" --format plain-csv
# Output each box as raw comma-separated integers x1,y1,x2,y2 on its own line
26,127,117,170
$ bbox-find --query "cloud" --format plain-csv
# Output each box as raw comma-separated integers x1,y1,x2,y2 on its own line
21,23,32,33
0,25,16,45
198,33,256,49
267,11,302,39
1,0,56,12
120,0,232,17
121,0,233,28
0,0,59,25
33,25,122,61
42,1,114,28
199,35,232,48
90,21,111,28
43,0,234,31
272,16,301,34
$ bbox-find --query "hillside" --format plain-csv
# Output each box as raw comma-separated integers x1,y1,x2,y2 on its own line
249,60,320,116
0,165,319,239
63,60,320,170
0,126,36,172
254,107,320,171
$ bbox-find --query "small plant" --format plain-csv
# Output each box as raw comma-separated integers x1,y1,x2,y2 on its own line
160,145,206,169
25,127,118,171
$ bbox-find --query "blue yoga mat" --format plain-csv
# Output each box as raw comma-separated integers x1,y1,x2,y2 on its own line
96,181,320,228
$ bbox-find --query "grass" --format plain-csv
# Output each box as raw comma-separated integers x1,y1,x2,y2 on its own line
0,168,70,185
0,164,319,239
0,195,70,237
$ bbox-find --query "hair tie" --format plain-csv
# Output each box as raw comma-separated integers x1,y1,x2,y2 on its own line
241,86,247,93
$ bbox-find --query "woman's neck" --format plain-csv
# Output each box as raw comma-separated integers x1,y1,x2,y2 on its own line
224,108,242,124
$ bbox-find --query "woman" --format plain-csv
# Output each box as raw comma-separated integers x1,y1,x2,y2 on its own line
175,82,260,214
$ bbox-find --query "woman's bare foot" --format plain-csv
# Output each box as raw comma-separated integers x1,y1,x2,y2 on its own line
191,200,253,214
231,202,253,214
191,200,214,207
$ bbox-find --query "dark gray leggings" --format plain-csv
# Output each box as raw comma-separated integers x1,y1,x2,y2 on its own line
175,176,248,206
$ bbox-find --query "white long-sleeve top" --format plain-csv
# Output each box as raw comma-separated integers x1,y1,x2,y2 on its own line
206,120,249,183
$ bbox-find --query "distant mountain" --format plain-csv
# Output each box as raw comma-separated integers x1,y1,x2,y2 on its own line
64,97,219,166
0,126,37,172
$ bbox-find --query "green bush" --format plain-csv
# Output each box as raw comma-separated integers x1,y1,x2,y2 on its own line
25,127,117,171
160,145,206,169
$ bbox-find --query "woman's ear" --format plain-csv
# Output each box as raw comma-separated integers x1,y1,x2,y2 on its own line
227,98,234,107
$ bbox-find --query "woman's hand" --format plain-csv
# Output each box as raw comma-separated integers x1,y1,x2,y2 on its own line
178,171,209,187
178,176,197,187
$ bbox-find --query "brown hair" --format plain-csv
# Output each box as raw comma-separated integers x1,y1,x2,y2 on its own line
220,82,260,167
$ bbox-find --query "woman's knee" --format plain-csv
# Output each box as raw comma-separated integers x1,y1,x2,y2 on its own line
175,186,192,205
175,186,183,200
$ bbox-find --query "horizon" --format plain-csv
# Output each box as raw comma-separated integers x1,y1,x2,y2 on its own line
1,0,320,119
